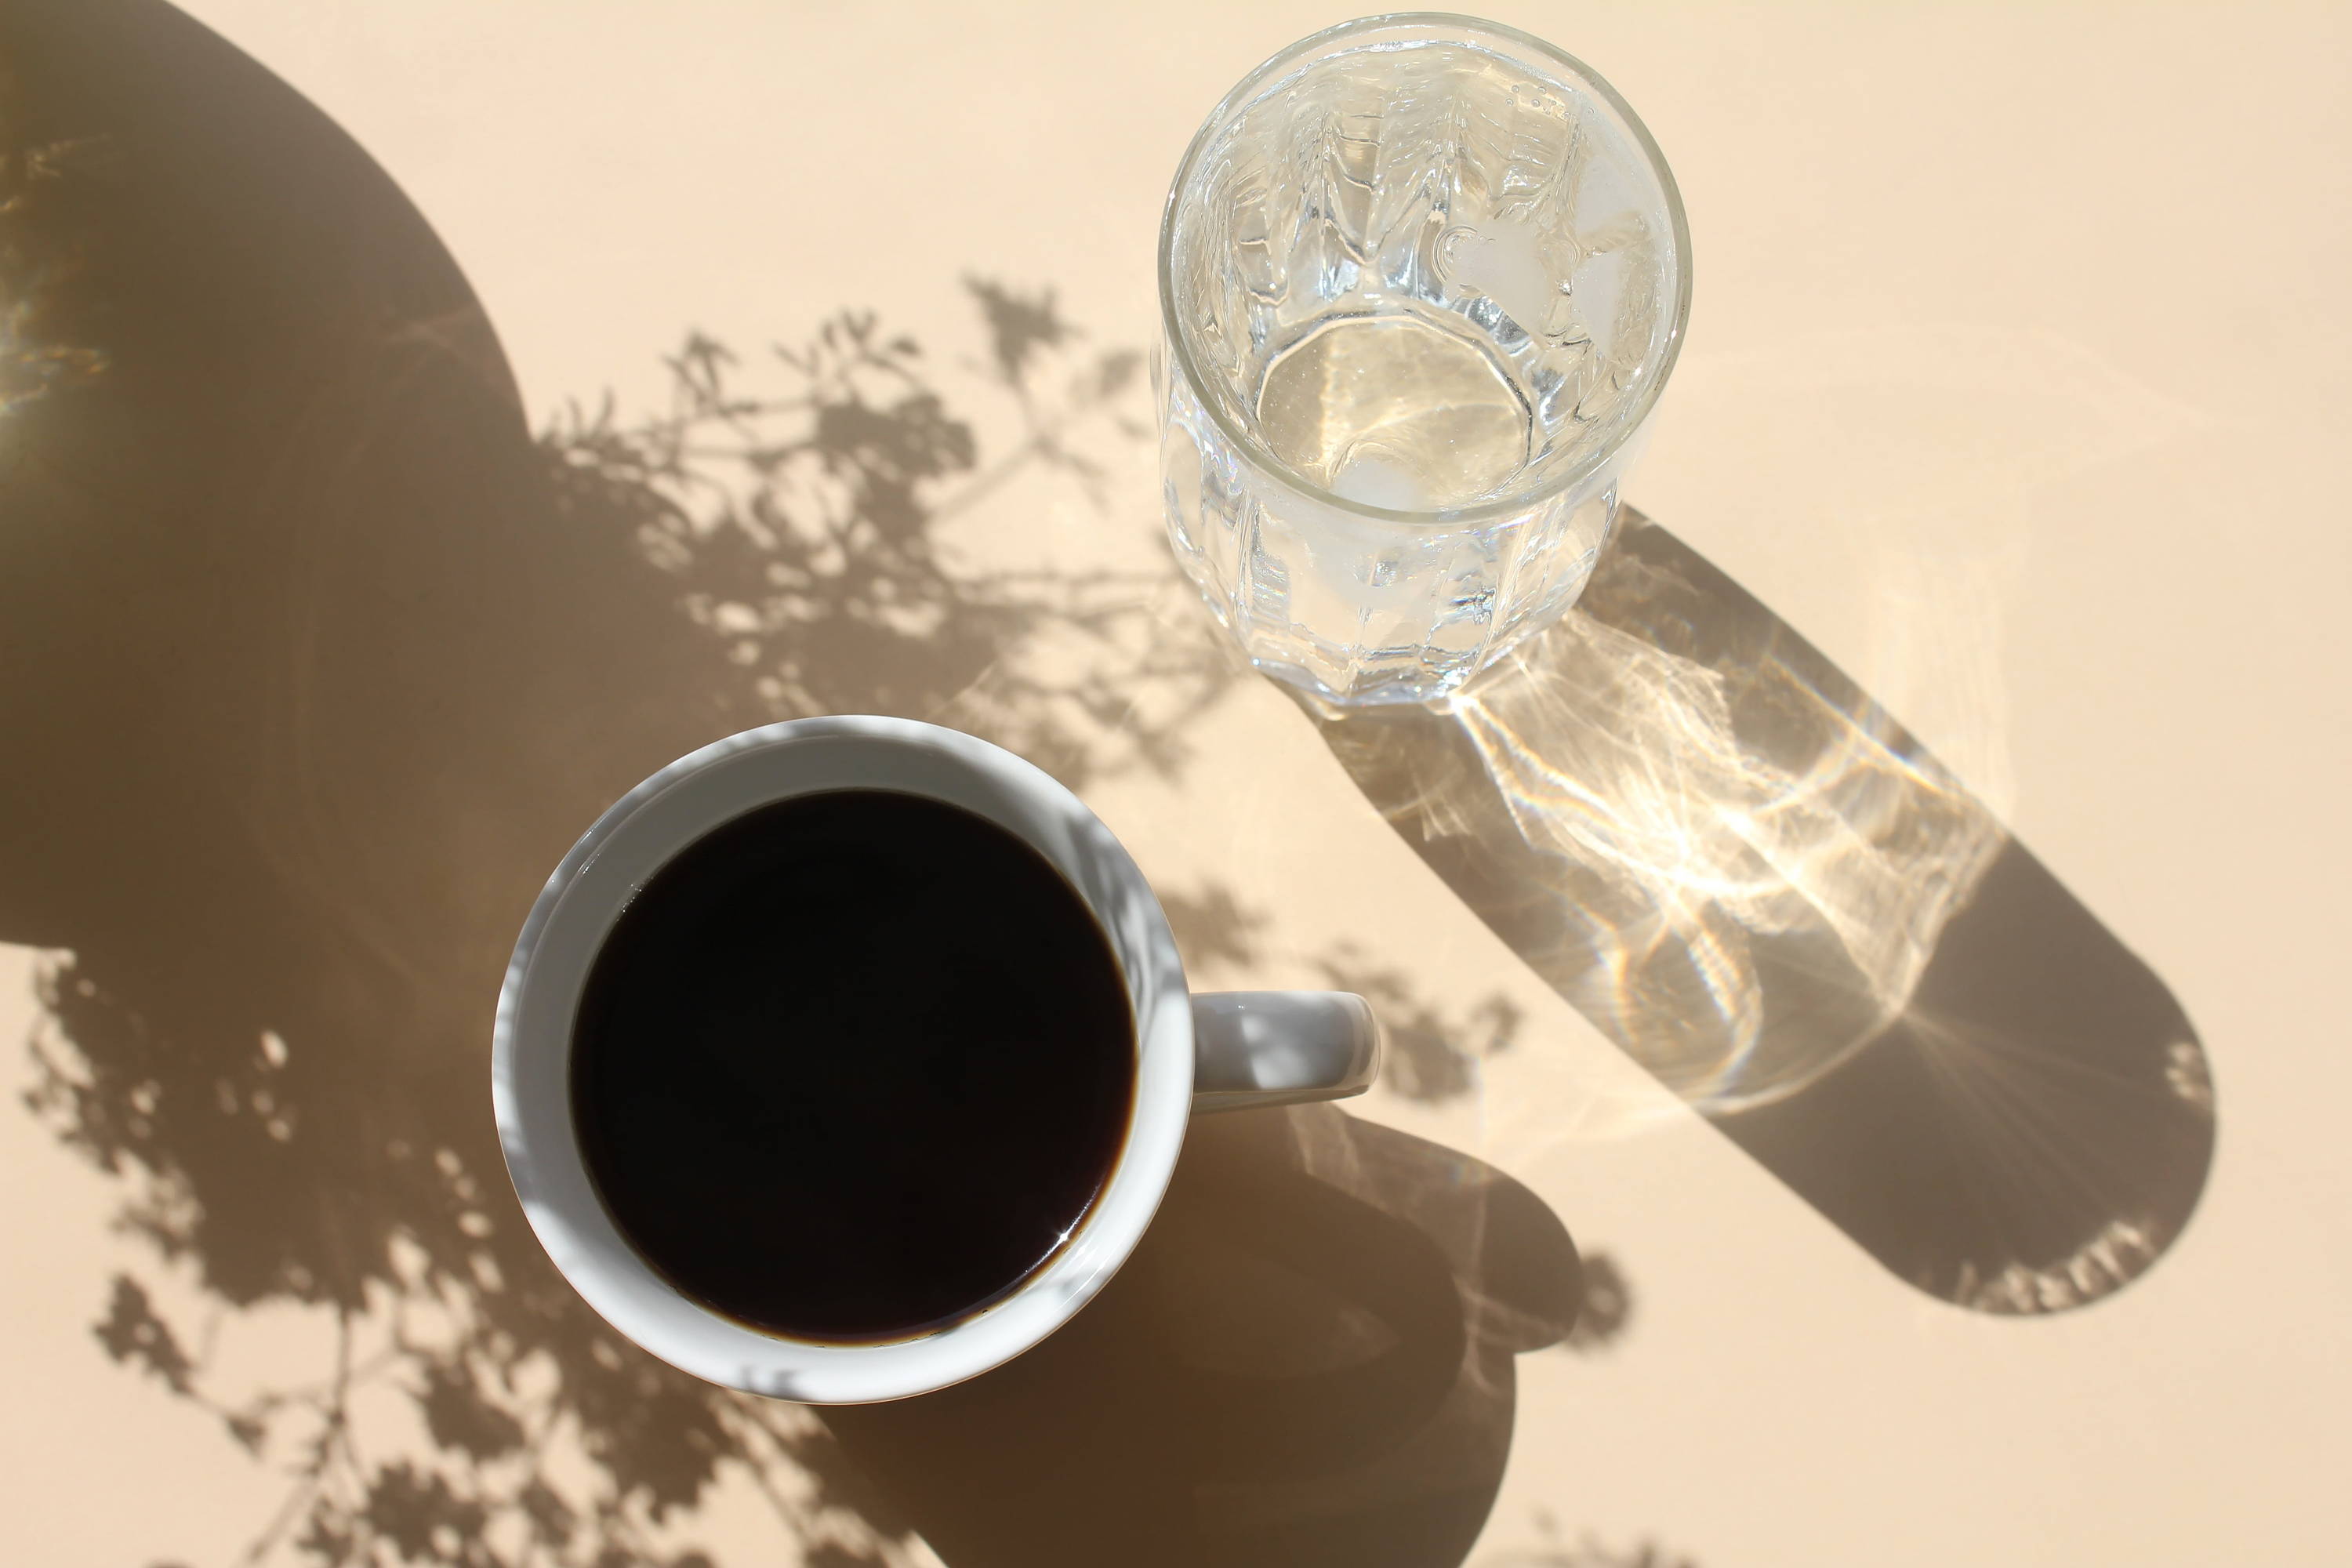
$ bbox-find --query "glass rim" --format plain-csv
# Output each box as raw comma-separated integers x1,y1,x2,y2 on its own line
1156,11,1694,529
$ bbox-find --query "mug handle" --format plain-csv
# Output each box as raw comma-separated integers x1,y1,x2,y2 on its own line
1189,993,1385,1114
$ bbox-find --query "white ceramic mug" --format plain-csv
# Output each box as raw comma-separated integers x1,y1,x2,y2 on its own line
492,716,1382,1403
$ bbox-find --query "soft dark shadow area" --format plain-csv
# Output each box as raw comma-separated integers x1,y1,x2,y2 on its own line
1,6,864,1562
826,1105,1581,1568
0,3,1599,1564
1316,510,2216,1312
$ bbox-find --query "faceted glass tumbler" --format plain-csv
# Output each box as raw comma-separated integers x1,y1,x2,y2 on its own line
1158,13,1691,706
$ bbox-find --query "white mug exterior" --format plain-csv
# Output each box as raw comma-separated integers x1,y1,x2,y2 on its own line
492,717,1196,1404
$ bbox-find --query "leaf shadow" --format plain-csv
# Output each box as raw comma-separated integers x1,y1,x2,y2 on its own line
2,5,1220,1563
2,5,1642,1566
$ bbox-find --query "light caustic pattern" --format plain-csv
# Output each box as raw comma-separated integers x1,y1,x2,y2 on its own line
1325,516,2215,1312
1319,519,2014,1121
1163,33,1679,705
1450,609,2005,1113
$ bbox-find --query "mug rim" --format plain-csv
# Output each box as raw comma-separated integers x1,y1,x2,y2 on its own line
491,716,1193,1403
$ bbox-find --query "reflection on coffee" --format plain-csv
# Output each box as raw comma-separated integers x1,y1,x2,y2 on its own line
570,789,1135,1342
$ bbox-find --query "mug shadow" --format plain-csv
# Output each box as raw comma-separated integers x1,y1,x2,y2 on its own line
0,3,1583,1565
826,1104,1581,1568
1312,511,2217,1312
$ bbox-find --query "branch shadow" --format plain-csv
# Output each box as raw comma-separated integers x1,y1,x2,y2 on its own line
1312,510,2216,1312
0,2,1606,1564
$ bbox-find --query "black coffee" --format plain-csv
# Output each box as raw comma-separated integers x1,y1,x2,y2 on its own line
570,788,1134,1342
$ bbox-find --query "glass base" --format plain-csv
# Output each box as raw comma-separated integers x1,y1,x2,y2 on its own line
1250,655,1473,714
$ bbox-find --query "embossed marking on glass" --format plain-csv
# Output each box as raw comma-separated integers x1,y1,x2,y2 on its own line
1158,13,1691,706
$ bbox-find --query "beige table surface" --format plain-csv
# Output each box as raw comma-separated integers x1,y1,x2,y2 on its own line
4,3,2347,1565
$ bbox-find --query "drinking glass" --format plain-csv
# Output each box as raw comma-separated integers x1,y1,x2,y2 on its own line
1158,13,1691,706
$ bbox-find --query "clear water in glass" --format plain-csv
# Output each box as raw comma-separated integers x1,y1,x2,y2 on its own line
1160,17,1687,706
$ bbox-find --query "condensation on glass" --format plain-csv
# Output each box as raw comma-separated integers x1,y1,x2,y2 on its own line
1158,14,1691,706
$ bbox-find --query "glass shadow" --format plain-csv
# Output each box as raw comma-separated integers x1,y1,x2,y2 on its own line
1312,510,2216,1312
